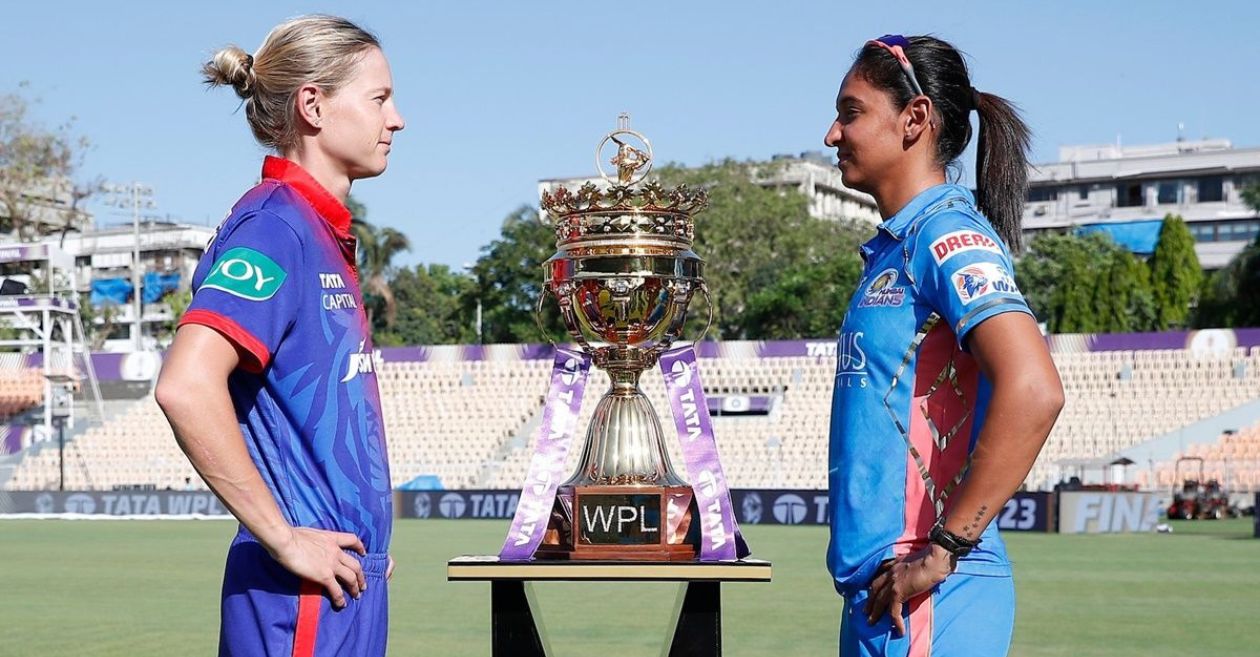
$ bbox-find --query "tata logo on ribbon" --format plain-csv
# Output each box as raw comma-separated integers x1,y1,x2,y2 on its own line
560,357,581,386
669,359,693,389
930,230,1002,264
203,247,287,301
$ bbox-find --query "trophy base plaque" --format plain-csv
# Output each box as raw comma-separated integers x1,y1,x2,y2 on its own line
535,485,700,561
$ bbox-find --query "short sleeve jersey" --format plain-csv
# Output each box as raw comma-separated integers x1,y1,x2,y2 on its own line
180,156,392,553
826,184,1034,596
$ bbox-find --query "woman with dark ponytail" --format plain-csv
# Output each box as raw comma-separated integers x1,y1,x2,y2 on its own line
824,35,1063,656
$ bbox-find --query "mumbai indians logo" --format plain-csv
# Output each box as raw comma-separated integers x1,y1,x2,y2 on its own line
858,268,905,308
341,340,381,383
951,262,1019,304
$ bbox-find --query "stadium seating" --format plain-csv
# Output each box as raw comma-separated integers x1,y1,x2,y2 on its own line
4,344,1260,493
1029,347,1260,490
1136,420,1260,493
0,367,46,422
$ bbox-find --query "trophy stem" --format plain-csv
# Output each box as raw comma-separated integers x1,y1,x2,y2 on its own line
562,364,688,487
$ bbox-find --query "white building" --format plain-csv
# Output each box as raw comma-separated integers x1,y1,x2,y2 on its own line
7,221,215,351
539,151,880,225
0,177,92,237
1023,139,1260,269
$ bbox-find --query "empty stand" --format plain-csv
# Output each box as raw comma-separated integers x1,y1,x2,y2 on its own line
6,344,1259,494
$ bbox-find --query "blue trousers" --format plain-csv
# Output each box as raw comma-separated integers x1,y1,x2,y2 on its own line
840,573,1015,657
218,528,390,657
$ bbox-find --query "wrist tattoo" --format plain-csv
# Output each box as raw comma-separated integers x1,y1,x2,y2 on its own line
962,505,988,539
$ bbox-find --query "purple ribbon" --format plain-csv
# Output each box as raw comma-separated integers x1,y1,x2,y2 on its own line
659,344,749,561
499,346,591,560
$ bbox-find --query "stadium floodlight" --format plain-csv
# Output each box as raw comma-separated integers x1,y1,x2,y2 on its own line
100,181,157,352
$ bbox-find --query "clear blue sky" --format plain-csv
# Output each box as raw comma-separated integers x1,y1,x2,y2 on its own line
3,1,1258,269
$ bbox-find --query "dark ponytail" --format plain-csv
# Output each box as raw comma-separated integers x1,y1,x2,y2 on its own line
974,92,1031,250
853,36,1032,250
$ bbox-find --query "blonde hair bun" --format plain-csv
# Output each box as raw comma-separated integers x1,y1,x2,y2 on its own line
203,16,379,149
202,45,256,99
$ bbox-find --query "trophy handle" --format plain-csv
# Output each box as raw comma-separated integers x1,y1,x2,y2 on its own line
535,287,594,352
652,282,714,358
695,283,715,342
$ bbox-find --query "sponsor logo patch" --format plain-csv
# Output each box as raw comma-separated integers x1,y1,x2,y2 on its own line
835,331,868,388
772,494,809,524
202,247,287,301
951,262,1020,304
341,340,383,383
930,230,1003,264
857,268,906,308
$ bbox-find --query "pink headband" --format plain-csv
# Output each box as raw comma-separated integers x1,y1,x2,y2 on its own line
866,35,925,97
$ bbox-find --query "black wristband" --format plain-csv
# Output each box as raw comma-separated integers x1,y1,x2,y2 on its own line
929,520,980,558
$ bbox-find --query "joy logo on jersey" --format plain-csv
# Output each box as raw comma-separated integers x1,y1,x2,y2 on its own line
857,268,906,308
930,230,1003,264
951,262,1019,304
202,247,287,301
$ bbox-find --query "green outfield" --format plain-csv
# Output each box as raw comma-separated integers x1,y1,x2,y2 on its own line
1,518,1257,656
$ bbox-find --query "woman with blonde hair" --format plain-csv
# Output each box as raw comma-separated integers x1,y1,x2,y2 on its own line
156,15,404,656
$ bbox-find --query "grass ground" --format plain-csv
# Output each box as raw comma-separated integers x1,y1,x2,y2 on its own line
1,518,1257,656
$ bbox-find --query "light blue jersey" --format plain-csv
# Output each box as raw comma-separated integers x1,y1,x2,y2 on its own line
828,184,1031,656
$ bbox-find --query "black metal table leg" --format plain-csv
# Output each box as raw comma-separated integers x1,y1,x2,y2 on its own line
490,580,549,657
667,581,721,657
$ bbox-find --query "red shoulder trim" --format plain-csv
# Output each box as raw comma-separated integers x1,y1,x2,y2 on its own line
178,309,270,374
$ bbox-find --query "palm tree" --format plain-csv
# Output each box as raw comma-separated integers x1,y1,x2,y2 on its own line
352,215,410,330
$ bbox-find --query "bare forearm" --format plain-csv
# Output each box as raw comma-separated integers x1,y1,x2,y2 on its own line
942,381,1061,541
158,380,290,550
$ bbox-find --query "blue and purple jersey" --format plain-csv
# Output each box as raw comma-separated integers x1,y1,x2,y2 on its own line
827,184,1033,596
181,156,392,553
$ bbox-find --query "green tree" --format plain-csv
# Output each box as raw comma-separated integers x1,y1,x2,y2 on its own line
375,264,475,346
0,87,92,240
351,205,411,330
467,205,566,344
1241,180,1260,214
1017,231,1156,333
742,254,863,339
1194,234,1260,328
1148,214,1202,330
655,160,872,339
